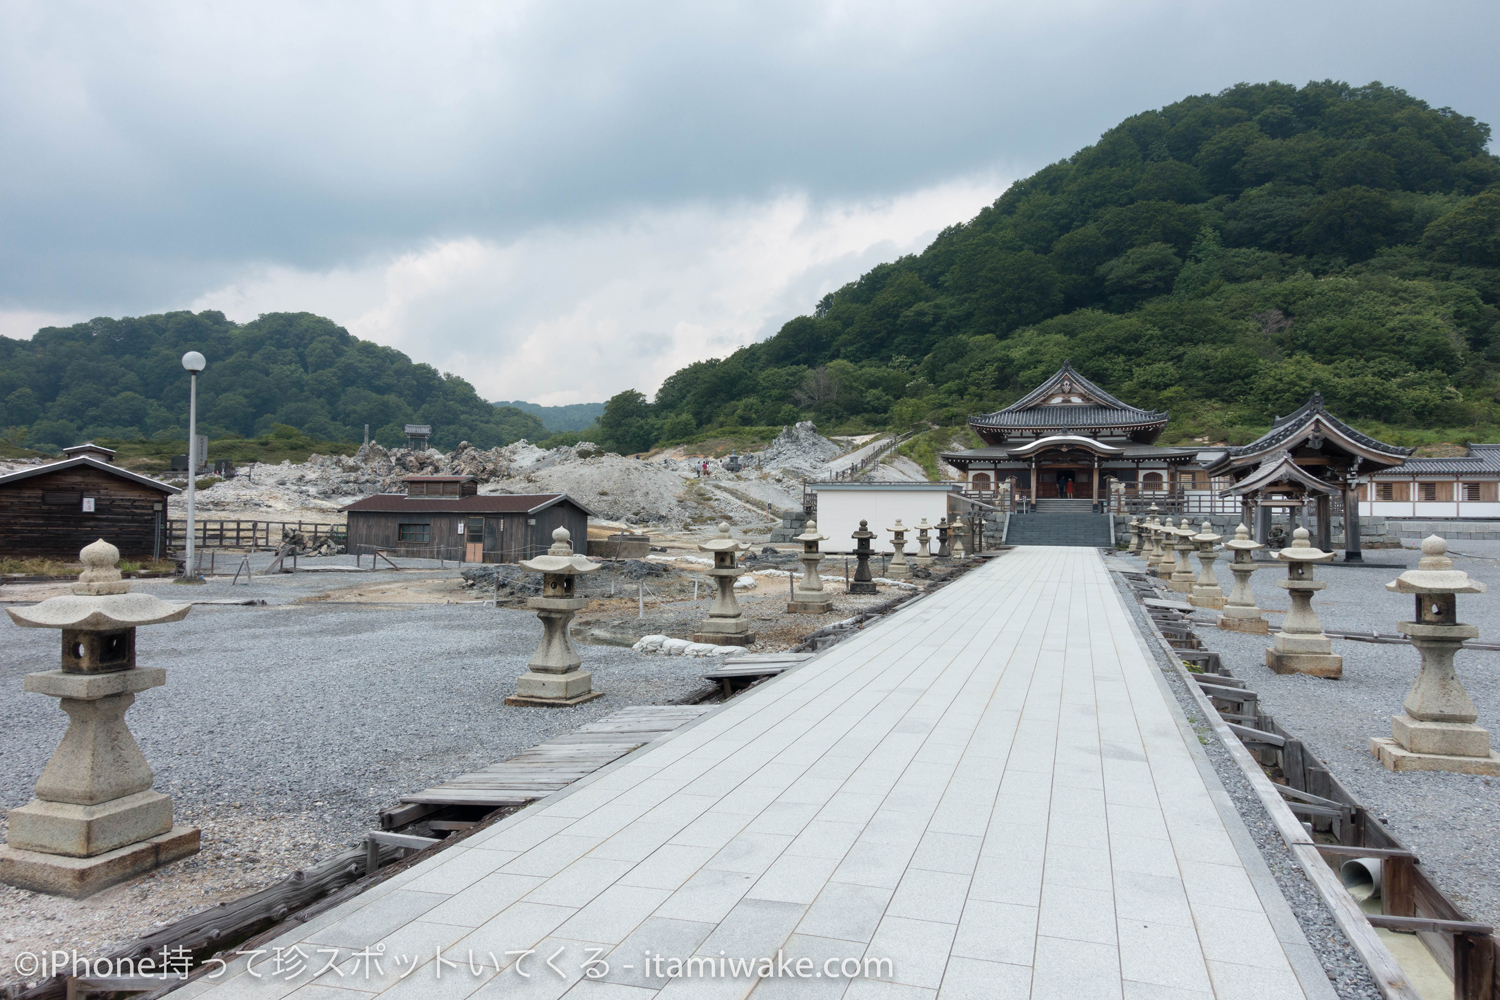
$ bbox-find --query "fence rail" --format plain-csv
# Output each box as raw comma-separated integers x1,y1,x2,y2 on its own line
167,519,347,552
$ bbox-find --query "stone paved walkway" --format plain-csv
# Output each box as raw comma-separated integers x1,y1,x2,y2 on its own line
182,547,1329,999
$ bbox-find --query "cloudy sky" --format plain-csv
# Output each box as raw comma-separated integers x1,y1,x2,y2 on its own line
2,1,1496,404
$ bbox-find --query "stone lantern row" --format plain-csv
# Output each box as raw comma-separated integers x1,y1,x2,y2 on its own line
1128,515,1500,777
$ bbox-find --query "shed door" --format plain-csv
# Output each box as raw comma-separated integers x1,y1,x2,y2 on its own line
484,518,503,563
466,519,485,563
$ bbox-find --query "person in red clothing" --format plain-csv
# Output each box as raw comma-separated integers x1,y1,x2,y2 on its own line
1065,478,1074,498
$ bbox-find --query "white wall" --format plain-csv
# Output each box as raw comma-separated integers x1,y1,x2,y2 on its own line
812,488,953,554
1363,501,1500,519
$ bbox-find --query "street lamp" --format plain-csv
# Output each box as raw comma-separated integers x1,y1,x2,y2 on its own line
181,351,206,579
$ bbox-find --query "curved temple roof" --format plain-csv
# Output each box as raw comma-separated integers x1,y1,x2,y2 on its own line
968,362,1169,443
1203,393,1411,475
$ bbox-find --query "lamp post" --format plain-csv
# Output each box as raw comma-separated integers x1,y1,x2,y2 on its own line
180,352,206,580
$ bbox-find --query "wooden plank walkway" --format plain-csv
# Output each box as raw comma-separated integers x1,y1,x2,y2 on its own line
191,548,1335,1000
398,705,715,808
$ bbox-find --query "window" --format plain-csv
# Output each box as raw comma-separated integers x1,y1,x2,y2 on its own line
1142,472,1164,490
467,520,484,543
1418,482,1438,502
1376,483,1394,502
398,522,431,543
43,491,82,505
1462,482,1482,502
971,473,991,490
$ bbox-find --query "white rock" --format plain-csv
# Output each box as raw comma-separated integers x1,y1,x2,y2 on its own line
632,634,669,652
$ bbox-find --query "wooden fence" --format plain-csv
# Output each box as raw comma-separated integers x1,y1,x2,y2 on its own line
166,520,346,552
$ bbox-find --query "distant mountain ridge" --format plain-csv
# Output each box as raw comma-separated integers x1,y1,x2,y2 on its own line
494,399,605,432
0,311,548,451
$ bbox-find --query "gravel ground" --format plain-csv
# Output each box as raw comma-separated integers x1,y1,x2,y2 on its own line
1107,563,1381,1000
0,596,719,977
1177,539,1500,931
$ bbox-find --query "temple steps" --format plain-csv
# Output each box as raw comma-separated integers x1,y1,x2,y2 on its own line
1032,499,1098,512
1006,510,1113,547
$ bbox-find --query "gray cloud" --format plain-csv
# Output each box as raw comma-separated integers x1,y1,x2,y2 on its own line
1,0,1496,390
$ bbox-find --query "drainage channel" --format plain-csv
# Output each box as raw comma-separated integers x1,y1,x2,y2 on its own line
1120,567,1498,1000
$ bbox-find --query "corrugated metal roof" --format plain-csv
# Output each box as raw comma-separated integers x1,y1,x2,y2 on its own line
341,492,595,516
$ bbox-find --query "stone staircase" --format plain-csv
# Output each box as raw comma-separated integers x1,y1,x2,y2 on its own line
1032,499,1098,513
1005,509,1113,547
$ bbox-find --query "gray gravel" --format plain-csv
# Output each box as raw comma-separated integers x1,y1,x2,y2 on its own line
1187,541,1500,929
1110,568,1382,1000
0,601,716,855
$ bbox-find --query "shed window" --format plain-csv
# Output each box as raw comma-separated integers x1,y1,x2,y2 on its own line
1417,482,1438,502
398,522,431,543
1376,483,1394,502
1462,482,1482,502
467,520,484,542
44,491,82,505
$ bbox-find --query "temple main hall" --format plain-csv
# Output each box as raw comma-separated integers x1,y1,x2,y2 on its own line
940,362,1200,501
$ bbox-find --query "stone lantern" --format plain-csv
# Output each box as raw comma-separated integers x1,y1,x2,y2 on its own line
1220,524,1269,634
1189,521,1225,609
788,520,833,614
950,516,966,559
1127,517,1142,556
506,527,602,707
693,523,755,645
935,518,952,560
1371,536,1500,774
850,520,878,594
1142,515,1162,571
1265,527,1341,678
886,520,910,579
913,519,934,567
1154,519,1178,581
0,540,199,897
1169,518,1198,592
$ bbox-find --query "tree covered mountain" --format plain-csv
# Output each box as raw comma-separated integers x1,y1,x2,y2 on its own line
493,400,606,432
0,311,547,451
593,80,1500,453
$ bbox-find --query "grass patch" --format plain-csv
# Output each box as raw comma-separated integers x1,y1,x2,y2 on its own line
899,425,982,481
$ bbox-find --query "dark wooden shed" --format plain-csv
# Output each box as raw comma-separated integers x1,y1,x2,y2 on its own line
0,456,179,560
342,481,593,563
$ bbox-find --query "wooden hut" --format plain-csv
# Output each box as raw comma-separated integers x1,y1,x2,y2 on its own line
342,477,593,563
0,456,178,560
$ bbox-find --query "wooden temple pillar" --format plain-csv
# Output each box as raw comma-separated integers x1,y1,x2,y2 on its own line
1315,493,1333,553
1343,484,1363,562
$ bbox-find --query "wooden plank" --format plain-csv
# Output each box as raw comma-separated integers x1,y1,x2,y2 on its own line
1228,722,1284,747
1367,915,1493,936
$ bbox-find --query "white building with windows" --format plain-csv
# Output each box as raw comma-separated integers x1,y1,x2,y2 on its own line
1361,443,1500,519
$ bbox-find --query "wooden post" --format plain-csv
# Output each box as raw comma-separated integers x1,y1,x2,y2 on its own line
1383,854,1415,918
1453,932,1495,1000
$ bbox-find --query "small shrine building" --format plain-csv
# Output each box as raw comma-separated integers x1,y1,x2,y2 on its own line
940,363,1199,501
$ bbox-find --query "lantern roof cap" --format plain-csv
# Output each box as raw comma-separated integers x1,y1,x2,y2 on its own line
699,522,752,554
1387,535,1486,594
1273,527,1335,563
1223,523,1264,551
520,527,599,574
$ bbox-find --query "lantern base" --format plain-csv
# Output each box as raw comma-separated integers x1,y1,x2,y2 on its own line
0,825,199,899
1370,737,1500,776
788,598,834,614
1189,590,1225,609
1265,648,1342,679
848,582,878,595
1391,714,1492,757
1219,613,1268,634
7,789,172,858
511,668,596,706
505,690,605,708
692,632,756,646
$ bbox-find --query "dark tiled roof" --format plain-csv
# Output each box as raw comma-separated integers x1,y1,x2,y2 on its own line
969,363,1168,431
342,492,594,516
939,444,1198,463
402,475,476,482
1223,394,1410,462
1372,443,1500,475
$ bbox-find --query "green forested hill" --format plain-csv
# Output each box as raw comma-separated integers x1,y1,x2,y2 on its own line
593,80,1500,453
0,311,546,451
